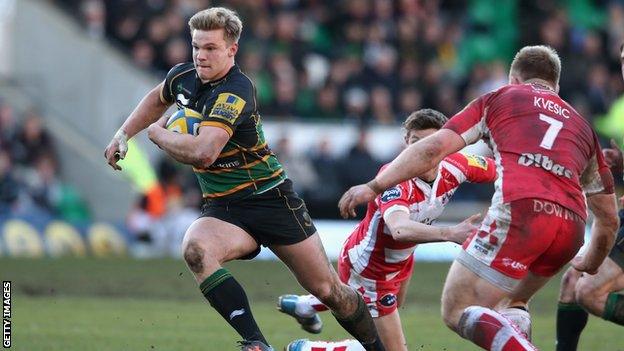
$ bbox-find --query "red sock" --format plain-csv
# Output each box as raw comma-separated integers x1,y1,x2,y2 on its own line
459,306,537,351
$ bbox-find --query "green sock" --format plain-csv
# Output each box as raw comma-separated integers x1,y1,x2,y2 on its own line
199,268,268,344
602,293,624,326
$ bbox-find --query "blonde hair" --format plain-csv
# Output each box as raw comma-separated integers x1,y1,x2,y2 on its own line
188,7,243,44
510,45,561,86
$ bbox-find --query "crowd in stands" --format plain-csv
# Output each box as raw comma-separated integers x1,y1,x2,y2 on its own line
0,100,90,224
59,0,624,127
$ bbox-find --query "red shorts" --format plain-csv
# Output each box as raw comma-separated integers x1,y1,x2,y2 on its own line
337,251,414,317
459,198,585,292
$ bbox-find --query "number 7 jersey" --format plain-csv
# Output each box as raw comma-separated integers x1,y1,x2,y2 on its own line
443,83,614,221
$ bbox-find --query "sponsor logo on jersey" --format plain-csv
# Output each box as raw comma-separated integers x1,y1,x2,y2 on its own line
517,153,573,179
177,93,190,106
380,187,402,203
213,160,241,169
502,257,528,272
532,199,579,221
379,293,397,308
209,93,246,123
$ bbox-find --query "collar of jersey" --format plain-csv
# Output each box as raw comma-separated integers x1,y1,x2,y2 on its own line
197,64,240,88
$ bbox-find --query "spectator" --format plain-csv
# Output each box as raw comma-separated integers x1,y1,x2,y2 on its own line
0,148,20,214
12,110,56,167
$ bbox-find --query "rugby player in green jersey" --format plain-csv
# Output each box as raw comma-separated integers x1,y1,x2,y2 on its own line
104,7,385,351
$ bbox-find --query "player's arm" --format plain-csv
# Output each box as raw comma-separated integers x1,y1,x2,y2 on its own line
104,82,171,170
372,130,465,193
339,94,490,218
385,210,481,244
574,193,619,274
147,120,228,168
574,140,619,274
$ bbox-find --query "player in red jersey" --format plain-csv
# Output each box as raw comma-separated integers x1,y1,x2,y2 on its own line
338,46,619,351
554,43,624,351
280,109,494,351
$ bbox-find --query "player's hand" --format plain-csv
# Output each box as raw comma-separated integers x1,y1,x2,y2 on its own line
104,129,128,171
147,117,167,143
338,184,377,218
570,255,600,275
603,139,623,175
448,213,481,244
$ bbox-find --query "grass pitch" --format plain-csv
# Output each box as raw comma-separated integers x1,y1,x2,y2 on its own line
1,258,622,350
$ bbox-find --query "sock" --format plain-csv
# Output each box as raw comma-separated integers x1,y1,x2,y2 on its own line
602,293,624,326
500,306,532,340
200,268,268,344
332,294,385,351
297,295,329,317
458,306,536,351
556,302,588,351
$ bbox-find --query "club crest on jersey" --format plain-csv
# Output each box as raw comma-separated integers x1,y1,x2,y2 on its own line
381,187,402,203
467,155,488,170
209,93,246,123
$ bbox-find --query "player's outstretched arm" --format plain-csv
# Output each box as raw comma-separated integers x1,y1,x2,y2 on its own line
338,129,465,218
147,122,229,169
572,193,619,274
104,82,170,170
385,211,480,244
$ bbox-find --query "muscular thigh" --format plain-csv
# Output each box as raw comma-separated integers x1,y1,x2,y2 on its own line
270,233,337,293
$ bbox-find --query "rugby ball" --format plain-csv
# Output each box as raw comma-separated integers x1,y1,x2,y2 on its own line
166,108,203,135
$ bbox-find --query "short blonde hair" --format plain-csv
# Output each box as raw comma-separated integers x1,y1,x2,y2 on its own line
510,45,561,86
188,7,242,44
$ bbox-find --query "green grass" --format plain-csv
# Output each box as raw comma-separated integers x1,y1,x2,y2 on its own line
1,258,623,350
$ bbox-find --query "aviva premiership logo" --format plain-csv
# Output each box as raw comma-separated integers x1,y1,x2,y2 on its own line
209,93,246,123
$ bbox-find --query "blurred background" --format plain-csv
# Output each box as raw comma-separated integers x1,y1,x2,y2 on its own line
1,0,623,260
1,0,624,350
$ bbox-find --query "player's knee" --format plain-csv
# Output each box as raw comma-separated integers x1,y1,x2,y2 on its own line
183,241,205,274
574,281,597,307
308,281,335,303
441,300,461,331
559,267,581,302
442,307,460,331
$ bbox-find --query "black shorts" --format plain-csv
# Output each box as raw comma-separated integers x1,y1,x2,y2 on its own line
608,209,624,269
199,178,317,259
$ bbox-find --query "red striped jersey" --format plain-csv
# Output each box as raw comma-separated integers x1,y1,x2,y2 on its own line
341,153,496,281
443,83,614,220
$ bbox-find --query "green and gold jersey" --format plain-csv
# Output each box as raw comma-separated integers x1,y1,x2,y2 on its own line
161,63,286,199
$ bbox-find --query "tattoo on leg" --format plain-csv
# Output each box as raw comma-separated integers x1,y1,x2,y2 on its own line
184,242,204,273
322,282,359,317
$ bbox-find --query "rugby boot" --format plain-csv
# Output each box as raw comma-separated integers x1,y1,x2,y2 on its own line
238,340,274,351
277,294,323,334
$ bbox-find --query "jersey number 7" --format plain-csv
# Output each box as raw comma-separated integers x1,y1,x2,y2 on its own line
538,114,562,150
